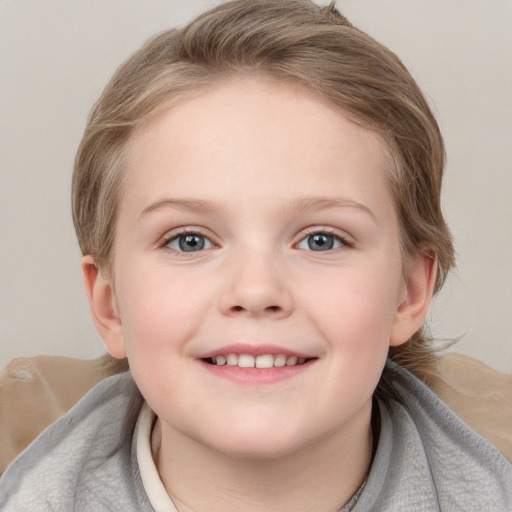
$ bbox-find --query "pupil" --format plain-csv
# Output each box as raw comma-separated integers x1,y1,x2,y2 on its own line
179,234,204,252
308,233,333,251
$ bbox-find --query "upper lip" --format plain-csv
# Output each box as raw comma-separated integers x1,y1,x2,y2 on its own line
196,344,317,360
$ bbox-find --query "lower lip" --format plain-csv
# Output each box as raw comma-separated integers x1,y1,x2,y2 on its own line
198,359,315,385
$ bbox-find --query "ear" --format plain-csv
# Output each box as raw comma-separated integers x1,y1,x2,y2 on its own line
390,254,437,347
82,255,127,359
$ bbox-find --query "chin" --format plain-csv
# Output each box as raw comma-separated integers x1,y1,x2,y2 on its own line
197,420,317,460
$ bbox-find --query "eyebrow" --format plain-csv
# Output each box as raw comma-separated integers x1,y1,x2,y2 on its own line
139,196,376,221
286,197,376,220
139,198,220,219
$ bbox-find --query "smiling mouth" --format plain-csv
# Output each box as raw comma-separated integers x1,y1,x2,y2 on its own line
202,354,315,368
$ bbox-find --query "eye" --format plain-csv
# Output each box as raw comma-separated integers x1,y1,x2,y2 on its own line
165,232,214,253
297,232,348,251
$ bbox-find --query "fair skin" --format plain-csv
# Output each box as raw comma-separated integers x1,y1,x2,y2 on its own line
83,76,435,512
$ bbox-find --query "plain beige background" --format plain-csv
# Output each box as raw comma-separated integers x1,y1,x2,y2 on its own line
1,0,511,372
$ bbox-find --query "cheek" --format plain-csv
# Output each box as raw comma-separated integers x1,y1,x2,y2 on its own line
301,263,402,361
115,267,209,357
304,270,400,410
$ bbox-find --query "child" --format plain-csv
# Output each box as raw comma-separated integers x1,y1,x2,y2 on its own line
1,0,510,510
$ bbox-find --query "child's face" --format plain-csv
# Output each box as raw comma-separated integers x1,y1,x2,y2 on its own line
94,76,427,457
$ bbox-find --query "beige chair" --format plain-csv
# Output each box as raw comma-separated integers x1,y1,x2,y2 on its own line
0,354,127,474
1,353,510,474
428,353,512,461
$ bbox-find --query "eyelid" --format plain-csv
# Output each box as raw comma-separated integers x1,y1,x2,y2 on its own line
158,227,218,252
295,226,354,250
156,225,353,253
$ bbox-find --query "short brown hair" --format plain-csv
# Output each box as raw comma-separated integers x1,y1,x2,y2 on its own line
72,0,455,381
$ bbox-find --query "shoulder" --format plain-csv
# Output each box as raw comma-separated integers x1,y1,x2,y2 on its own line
0,372,147,511
356,361,512,511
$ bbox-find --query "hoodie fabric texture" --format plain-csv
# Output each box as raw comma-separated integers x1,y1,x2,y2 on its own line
0,361,510,511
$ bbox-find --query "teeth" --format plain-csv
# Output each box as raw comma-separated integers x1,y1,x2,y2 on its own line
255,355,274,368
274,354,286,367
238,354,255,368
210,353,309,368
226,354,238,366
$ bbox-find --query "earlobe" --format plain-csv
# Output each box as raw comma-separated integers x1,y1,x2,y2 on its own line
390,254,437,347
82,255,127,359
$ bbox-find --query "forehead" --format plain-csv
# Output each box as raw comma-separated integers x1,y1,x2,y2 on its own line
120,76,394,220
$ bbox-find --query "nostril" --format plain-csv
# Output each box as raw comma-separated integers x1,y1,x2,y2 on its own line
226,303,286,315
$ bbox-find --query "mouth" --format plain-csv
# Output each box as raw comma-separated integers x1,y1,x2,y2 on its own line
197,346,318,384
202,353,315,368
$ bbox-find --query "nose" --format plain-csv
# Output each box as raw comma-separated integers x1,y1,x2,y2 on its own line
218,250,294,319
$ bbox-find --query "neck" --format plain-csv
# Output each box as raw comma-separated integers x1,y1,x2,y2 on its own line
152,400,374,512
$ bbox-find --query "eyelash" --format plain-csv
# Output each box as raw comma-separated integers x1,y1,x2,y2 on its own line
159,226,353,255
297,227,354,251
159,229,216,255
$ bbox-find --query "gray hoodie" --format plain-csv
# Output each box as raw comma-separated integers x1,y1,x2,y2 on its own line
1,361,510,511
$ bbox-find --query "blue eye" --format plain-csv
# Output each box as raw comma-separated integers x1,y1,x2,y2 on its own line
166,233,214,252
297,232,345,251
